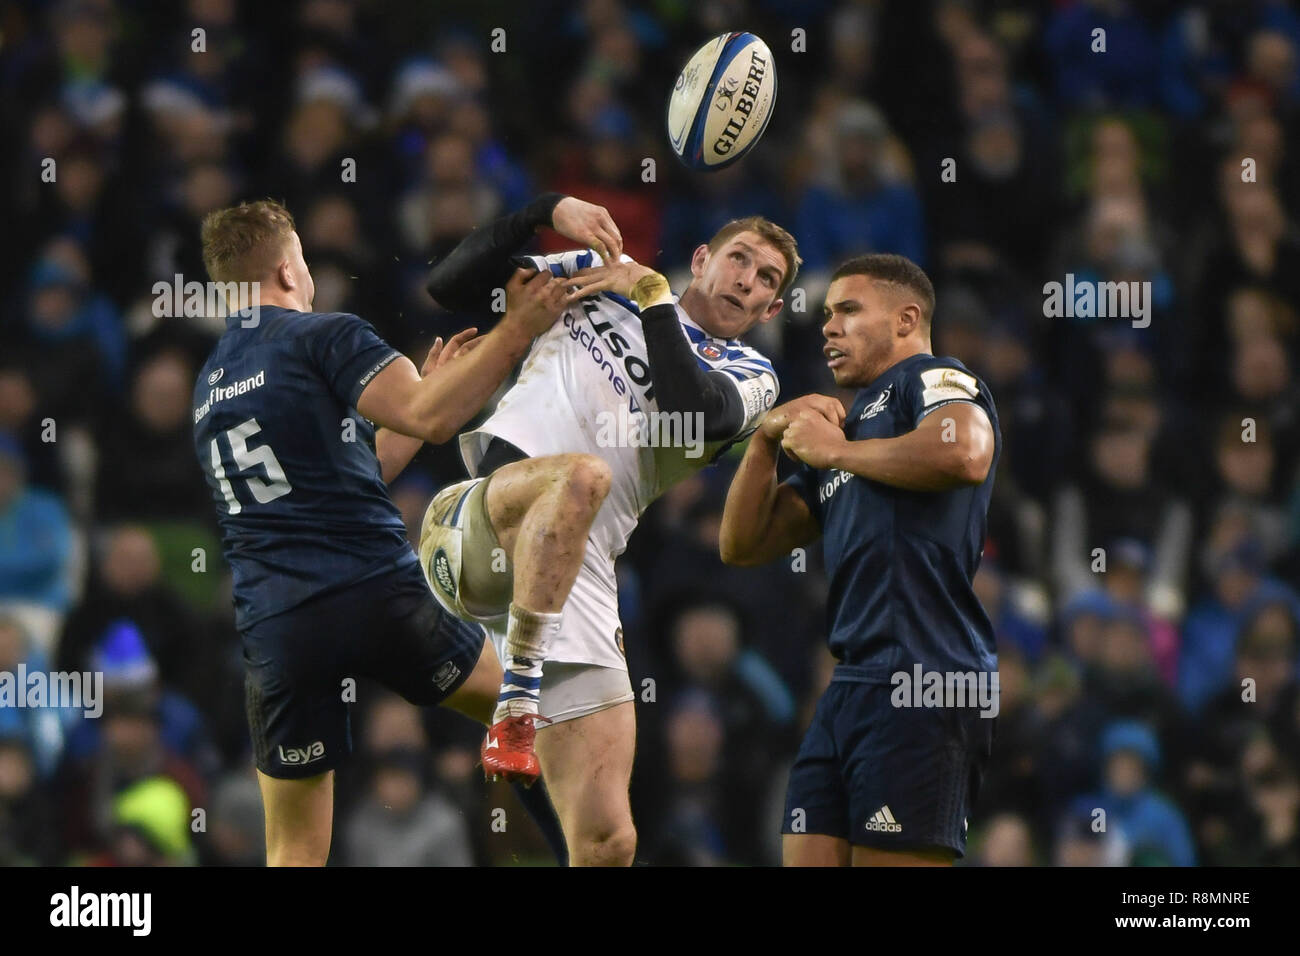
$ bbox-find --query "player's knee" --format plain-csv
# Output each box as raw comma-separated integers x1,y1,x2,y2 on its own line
561,454,612,507
572,821,636,866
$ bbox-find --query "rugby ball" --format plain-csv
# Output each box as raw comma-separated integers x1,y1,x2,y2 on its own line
667,32,777,171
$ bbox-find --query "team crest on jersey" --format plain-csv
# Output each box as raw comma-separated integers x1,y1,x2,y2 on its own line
615,627,625,657
696,341,725,361
207,367,224,385
432,549,456,598
860,385,893,420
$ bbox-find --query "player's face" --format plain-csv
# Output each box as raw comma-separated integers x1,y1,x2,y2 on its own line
822,275,901,387
690,232,786,338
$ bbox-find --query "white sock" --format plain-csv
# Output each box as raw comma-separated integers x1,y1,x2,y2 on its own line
494,604,562,723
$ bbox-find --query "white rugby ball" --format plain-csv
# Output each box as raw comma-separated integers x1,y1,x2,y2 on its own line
667,32,777,171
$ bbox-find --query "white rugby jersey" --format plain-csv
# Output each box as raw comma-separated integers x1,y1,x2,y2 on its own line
460,249,779,573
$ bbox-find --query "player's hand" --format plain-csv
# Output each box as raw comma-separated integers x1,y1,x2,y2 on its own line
420,327,481,376
760,394,845,442
781,409,847,470
565,259,661,302
551,197,623,262
503,267,570,336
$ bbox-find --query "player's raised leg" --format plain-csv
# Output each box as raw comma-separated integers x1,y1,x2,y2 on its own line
534,700,636,866
422,451,613,783
441,636,503,726
479,453,612,778
257,770,334,867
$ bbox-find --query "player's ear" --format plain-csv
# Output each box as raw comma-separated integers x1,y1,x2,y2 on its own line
760,296,783,323
276,257,295,291
689,243,711,278
897,301,921,337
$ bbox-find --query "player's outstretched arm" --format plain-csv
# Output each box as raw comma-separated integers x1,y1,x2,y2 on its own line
425,195,623,312
785,401,995,491
373,329,484,483
358,269,569,446
719,398,834,566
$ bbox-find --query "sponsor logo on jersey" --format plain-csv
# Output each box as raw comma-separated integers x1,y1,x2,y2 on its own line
819,468,854,504
565,301,656,414
920,368,979,407
208,367,224,385
432,548,456,599
860,385,893,420
193,369,266,423
696,341,725,361
278,740,326,765
432,660,462,692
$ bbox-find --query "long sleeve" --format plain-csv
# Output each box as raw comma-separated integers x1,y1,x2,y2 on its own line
640,303,746,441
425,193,565,312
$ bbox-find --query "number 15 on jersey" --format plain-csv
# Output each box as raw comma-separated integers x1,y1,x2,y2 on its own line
205,417,293,514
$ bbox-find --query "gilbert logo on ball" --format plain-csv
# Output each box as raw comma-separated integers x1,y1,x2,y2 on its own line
667,32,777,171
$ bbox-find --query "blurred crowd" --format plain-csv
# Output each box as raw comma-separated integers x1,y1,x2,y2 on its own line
1,0,1299,866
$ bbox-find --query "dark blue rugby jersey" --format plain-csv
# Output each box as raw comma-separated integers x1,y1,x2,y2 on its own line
193,306,411,629
786,353,1001,679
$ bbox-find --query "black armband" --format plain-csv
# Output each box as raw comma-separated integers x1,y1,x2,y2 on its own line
641,303,746,441
425,193,566,312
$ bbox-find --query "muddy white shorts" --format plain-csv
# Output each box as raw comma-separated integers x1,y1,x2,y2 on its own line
418,476,634,723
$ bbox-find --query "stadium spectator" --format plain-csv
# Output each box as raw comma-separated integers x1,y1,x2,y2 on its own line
1179,538,1300,713
201,767,266,866
0,432,75,654
343,747,474,866
61,619,218,780
0,614,68,779
95,349,213,523
795,100,927,271
0,732,58,866
970,811,1037,867
58,525,211,708
541,105,663,266
1075,720,1197,866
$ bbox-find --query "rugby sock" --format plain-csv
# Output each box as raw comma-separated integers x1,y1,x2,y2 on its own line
511,778,569,866
494,604,562,723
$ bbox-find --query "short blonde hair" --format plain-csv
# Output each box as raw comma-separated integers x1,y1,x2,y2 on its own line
200,199,296,284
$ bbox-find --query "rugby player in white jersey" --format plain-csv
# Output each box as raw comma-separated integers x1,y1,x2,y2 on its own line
420,194,799,865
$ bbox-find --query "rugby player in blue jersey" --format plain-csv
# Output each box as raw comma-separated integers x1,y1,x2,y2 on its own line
192,199,583,865
720,254,1001,866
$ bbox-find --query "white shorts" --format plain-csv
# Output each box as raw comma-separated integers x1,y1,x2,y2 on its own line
419,477,633,720
525,662,634,725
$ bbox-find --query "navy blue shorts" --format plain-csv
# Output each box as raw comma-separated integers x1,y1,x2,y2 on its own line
241,558,485,779
782,671,995,856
